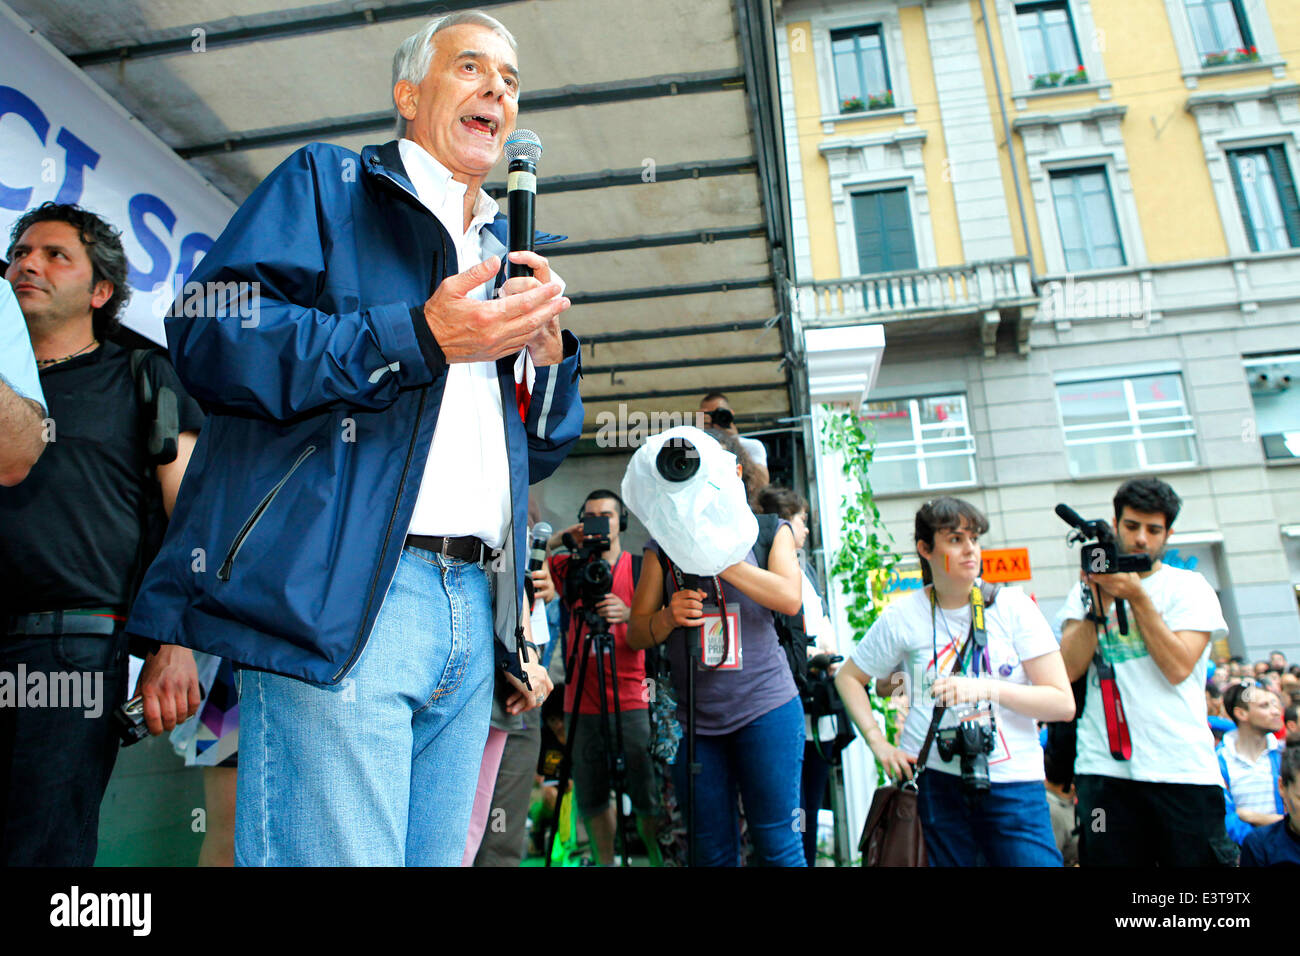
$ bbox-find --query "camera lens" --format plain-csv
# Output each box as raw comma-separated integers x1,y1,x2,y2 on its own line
655,438,700,483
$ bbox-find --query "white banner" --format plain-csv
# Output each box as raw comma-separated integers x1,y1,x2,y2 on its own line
0,3,234,344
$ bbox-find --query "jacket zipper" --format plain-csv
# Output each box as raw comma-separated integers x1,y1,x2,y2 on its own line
217,445,317,581
331,167,449,682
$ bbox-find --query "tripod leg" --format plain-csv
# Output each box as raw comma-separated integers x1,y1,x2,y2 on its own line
599,631,631,866
544,624,593,867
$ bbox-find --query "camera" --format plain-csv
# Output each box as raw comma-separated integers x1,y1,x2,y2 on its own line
936,707,996,794
112,694,151,747
562,515,613,609
705,406,734,430
1055,503,1153,575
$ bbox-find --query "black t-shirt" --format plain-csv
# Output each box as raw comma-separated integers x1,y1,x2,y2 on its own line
0,340,204,615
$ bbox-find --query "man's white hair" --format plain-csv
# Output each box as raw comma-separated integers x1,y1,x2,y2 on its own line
392,11,518,137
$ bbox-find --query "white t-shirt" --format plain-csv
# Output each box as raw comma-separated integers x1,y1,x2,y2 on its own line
850,584,1060,783
1054,564,1227,785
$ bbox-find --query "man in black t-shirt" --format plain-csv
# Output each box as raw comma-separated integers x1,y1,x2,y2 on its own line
0,203,204,865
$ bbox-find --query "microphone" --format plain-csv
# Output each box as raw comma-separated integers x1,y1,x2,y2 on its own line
1054,503,1087,529
528,522,552,573
504,129,543,279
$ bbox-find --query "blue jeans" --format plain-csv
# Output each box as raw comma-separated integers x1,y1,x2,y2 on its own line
235,546,494,866
671,694,806,867
917,768,1064,867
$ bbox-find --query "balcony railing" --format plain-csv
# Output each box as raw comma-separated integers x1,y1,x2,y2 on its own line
793,257,1035,325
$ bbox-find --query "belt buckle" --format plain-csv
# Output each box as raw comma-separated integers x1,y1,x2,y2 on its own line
439,536,454,560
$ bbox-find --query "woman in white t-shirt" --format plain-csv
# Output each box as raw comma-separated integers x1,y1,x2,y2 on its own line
834,497,1075,866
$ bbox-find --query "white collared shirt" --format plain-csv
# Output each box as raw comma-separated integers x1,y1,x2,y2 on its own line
1220,729,1281,817
398,138,529,548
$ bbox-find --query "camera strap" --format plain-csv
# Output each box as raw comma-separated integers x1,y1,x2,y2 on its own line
1082,583,1131,760
662,555,730,670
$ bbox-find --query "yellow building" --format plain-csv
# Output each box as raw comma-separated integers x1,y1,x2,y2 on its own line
777,0,1300,659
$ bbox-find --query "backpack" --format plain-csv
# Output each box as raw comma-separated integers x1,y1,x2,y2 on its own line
750,513,813,695
125,349,182,656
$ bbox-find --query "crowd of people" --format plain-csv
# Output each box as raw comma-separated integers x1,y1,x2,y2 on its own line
3,8,1299,870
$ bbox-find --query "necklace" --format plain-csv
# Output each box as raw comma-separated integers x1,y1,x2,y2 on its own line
36,339,98,368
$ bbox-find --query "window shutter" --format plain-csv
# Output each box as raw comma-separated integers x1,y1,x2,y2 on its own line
1267,145,1300,248
1227,152,1259,252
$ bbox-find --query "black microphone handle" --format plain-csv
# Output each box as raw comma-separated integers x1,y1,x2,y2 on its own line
506,157,536,279
1055,503,1087,529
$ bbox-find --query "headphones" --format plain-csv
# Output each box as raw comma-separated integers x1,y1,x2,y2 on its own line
579,489,629,532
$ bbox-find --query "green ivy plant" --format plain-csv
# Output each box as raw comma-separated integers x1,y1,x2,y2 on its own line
819,405,899,638
819,406,903,786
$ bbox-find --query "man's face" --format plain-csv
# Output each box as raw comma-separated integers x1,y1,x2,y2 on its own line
1279,775,1300,821
699,396,734,429
1234,685,1283,733
582,497,621,552
1114,506,1170,565
397,24,519,187
1271,652,1287,671
5,221,111,330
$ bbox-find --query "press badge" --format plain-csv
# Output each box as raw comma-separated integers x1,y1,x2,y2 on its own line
699,611,741,670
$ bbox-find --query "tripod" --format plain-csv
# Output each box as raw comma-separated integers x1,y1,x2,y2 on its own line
544,601,631,867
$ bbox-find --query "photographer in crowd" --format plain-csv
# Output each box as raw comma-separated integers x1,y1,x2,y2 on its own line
628,429,806,866
1056,477,1236,866
547,490,659,865
835,497,1074,866
1217,680,1285,844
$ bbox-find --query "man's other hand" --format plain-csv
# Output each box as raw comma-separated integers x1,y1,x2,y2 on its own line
595,593,630,624
423,254,569,364
498,251,564,366
135,643,201,736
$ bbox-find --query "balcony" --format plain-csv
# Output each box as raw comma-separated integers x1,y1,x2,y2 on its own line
792,257,1038,357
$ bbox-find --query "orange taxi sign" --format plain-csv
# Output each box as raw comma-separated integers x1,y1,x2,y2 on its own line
981,548,1031,583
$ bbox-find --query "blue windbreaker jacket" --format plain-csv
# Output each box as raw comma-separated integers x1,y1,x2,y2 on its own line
125,140,583,684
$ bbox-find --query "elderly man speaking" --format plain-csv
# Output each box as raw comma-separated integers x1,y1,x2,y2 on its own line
126,11,583,865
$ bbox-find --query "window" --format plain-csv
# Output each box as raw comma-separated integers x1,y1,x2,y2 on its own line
1057,373,1197,476
1227,146,1300,252
852,189,917,275
1016,2,1085,88
1244,355,1300,461
861,394,976,493
831,26,892,112
1185,0,1256,66
1050,167,1125,271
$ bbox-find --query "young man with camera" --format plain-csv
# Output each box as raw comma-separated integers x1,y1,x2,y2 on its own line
1056,477,1236,866
545,490,659,865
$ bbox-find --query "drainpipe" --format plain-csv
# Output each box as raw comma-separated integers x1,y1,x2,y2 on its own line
978,0,1036,285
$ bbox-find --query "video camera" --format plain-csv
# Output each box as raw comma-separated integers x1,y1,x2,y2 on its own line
1055,503,1153,576
562,515,614,609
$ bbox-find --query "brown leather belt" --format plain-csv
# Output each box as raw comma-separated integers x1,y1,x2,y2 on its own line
405,534,494,566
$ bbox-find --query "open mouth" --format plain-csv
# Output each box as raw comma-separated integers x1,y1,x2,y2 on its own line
460,114,499,138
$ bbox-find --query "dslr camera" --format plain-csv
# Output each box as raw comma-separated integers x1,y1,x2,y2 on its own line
936,707,996,794
562,515,614,609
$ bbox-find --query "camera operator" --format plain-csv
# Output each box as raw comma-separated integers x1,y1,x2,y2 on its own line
835,497,1075,866
1056,477,1235,866
547,490,659,865
627,428,806,867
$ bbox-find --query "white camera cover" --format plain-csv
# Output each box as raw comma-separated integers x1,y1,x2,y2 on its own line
621,426,758,576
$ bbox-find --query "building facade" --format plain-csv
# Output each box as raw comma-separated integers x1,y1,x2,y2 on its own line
777,0,1300,660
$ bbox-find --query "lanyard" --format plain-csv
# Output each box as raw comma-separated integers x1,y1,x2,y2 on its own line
929,583,989,679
